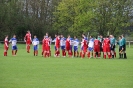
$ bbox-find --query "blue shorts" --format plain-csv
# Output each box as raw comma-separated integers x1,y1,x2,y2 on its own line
34,45,38,50
61,46,65,50
74,46,78,51
88,47,93,51
12,45,17,50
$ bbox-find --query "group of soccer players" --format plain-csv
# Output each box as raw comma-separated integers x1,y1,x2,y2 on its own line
3,31,127,59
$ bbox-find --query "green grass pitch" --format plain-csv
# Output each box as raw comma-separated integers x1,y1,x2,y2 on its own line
0,44,133,88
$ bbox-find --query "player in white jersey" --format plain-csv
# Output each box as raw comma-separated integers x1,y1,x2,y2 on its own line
32,35,39,56
60,35,66,57
73,36,79,57
87,36,94,58
9,35,18,56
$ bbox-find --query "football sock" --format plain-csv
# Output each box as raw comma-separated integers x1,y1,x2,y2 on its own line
104,55,106,59
88,52,90,58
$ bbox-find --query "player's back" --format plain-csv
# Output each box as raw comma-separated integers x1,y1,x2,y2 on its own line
73,39,79,46
66,38,70,46
10,38,17,46
104,38,110,47
55,37,60,46
94,39,100,47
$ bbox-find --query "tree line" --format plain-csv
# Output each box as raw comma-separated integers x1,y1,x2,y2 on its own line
0,0,133,40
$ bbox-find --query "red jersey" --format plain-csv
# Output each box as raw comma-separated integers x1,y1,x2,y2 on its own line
24,33,31,42
45,38,50,47
66,38,70,47
83,39,88,48
103,38,110,47
55,37,60,47
4,38,9,48
94,39,100,47
82,39,88,52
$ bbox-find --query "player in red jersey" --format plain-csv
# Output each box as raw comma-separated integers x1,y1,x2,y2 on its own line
94,37,101,58
49,36,52,56
24,30,32,53
42,36,46,56
55,34,60,57
81,37,88,58
103,36,111,59
66,35,73,57
43,36,50,58
4,35,9,56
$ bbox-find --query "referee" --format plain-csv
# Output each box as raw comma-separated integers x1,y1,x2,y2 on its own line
121,34,127,59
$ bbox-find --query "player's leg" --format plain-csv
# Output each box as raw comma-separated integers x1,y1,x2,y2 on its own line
93,47,97,58
103,47,107,59
123,45,127,59
74,46,77,57
107,47,111,59
4,46,8,56
33,45,36,56
14,46,18,55
61,46,64,57
87,49,90,58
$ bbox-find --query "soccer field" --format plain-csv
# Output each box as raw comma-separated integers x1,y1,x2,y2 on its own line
0,44,133,88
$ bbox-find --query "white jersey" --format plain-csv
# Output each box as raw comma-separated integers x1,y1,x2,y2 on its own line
60,37,66,46
32,38,39,45
9,38,17,46
88,38,94,48
73,39,79,46
70,38,73,46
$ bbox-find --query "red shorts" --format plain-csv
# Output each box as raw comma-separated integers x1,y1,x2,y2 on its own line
103,46,110,52
94,46,100,52
66,46,70,51
26,41,31,45
42,45,45,51
56,45,60,49
45,46,50,51
83,47,87,52
4,46,8,50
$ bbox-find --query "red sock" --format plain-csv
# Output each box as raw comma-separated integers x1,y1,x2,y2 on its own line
82,53,85,58
104,55,106,59
88,52,90,58
64,51,66,56
98,53,100,57
62,50,64,56
108,54,111,59
28,45,30,53
44,52,47,57
5,52,7,56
